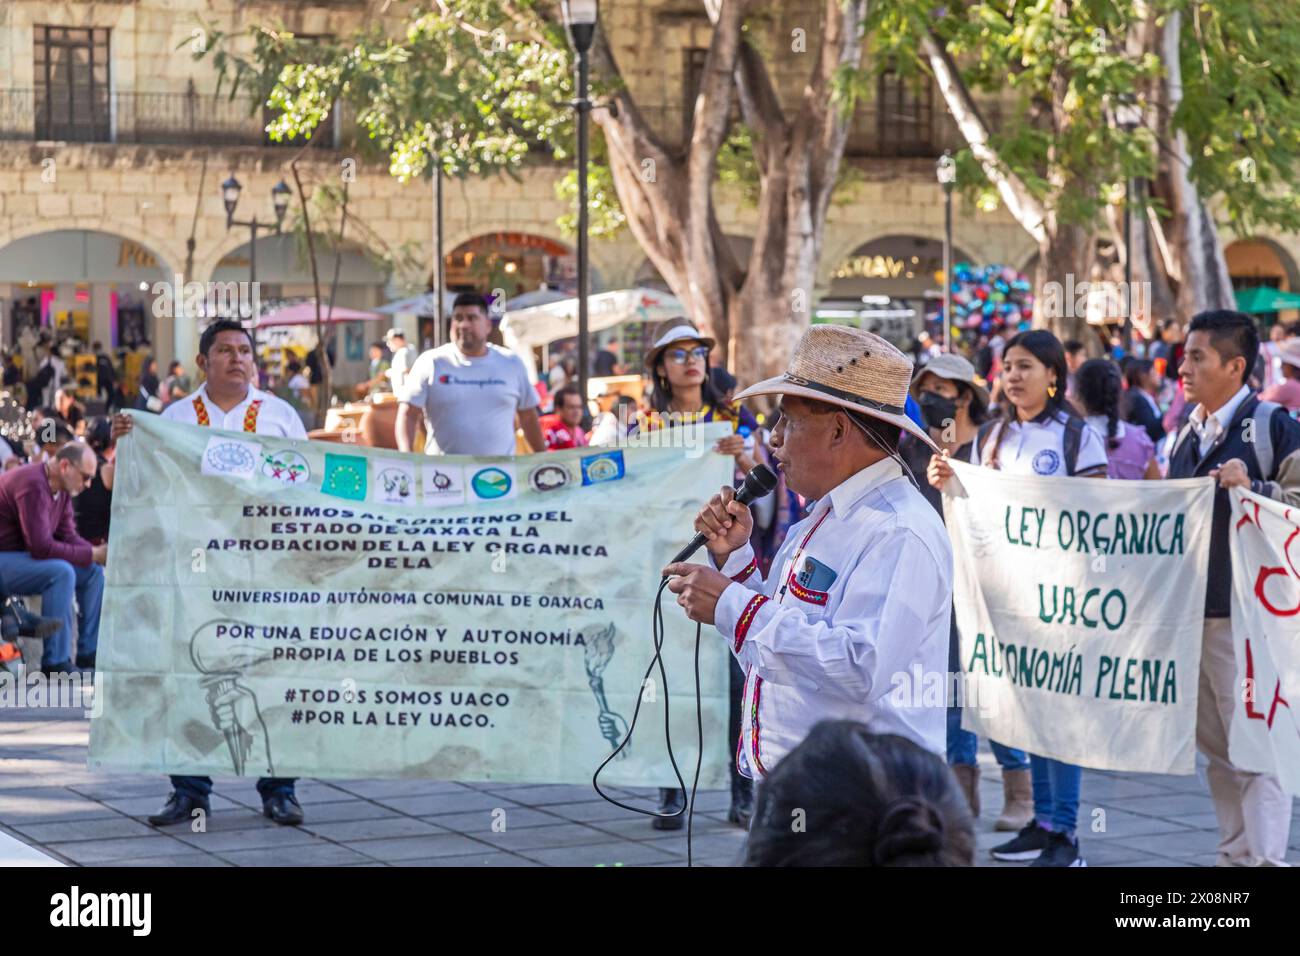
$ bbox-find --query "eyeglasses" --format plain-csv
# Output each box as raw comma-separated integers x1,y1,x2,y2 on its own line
666,346,709,365
74,468,95,486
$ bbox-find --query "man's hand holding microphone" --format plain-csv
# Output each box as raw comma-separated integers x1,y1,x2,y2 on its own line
662,465,776,626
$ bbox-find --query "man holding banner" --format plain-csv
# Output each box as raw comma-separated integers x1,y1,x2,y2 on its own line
112,319,309,828
1168,309,1300,866
664,325,954,776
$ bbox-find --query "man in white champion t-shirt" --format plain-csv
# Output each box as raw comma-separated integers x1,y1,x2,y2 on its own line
111,320,307,830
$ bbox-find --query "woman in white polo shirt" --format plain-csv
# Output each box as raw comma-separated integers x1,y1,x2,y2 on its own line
929,329,1105,868
981,330,1106,869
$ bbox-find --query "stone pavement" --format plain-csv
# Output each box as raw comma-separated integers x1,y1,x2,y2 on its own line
2,704,1298,867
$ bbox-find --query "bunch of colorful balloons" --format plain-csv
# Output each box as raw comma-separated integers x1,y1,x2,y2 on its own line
931,263,1034,343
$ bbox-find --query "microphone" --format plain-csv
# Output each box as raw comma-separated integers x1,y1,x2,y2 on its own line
668,463,779,565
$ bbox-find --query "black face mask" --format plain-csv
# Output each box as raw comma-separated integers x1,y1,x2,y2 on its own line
919,391,958,431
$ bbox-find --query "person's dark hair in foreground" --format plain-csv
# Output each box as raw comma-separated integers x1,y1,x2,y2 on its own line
744,722,975,867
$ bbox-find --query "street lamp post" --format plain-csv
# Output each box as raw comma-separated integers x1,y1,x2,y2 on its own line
563,0,598,415
222,176,291,312
1115,95,1142,354
936,151,957,353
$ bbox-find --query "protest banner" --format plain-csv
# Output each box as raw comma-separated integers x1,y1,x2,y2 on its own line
1228,487,1300,795
88,414,735,788
943,460,1213,772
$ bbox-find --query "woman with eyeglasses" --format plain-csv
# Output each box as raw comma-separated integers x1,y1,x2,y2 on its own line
640,319,763,831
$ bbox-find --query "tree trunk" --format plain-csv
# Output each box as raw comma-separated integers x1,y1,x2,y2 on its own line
591,0,863,384
1033,223,1092,344
291,163,331,423
1157,9,1235,318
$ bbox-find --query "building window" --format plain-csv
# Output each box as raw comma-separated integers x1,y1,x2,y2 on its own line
34,26,112,142
682,48,708,144
874,69,934,158
682,47,740,146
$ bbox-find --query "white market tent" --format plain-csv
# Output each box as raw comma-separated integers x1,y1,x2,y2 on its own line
500,287,685,382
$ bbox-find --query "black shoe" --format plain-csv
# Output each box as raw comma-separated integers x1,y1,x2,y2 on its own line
147,791,210,827
263,791,304,826
2,600,62,641
40,661,75,677
75,652,96,672
727,778,754,829
652,787,685,831
1030,830,1087,867
990,820,1051,862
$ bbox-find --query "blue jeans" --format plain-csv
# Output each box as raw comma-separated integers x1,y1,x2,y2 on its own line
946,621,1030,770
171,775,297,801
1031,754,1082,833
0,552,104,668
945,706,1031,771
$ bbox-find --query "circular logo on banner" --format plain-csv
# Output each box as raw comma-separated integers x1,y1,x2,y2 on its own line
584,457,620,483
471,467,513,499
429,469,454,492
528,464,571,493
261,451,310,485
1032,449,1062,475
205,442,256,474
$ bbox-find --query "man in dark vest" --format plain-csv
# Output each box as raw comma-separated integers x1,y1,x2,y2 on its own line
1167,309,1300,866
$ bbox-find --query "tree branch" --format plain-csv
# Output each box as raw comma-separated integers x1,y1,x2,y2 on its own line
921,28,1049,245
734,37,785,178
801,0,867,219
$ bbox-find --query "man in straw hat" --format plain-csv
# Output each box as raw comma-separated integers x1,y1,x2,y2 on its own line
664,325,954,776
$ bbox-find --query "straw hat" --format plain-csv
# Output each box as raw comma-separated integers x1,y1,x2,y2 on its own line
644,319,716,370
909,352,990,415
733,324,938,450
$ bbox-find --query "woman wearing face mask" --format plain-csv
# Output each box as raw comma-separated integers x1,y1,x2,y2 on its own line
928,330,1106,868
901,355,1034,833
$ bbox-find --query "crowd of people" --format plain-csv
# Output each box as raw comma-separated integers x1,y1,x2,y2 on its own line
1,286,1298,866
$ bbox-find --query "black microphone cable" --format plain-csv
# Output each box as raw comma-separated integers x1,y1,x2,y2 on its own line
592,466,775,867
591,574,705,867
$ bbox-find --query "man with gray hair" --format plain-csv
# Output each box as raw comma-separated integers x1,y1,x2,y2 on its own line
0,441,106,674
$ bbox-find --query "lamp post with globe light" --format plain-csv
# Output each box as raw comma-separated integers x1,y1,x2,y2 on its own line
221,176,291,294
1114,95,1142,354
936,151,957,352
562,0,598,413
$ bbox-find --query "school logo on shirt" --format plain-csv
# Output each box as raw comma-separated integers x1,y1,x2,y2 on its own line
200,437,262,479
374,460,417,506
580,450,625,486
422,464,466,506
1033,448,1062,475
323,453,368,501
261,451,310,485
527,463,572,493
470,466,515,500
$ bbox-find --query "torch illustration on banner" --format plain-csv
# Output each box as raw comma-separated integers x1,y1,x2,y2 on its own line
189,620,275,776
583,623,629,757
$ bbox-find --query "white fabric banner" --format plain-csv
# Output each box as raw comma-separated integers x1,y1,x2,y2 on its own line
1228,487,1300,795
88,414,735,787
944,460,1213,772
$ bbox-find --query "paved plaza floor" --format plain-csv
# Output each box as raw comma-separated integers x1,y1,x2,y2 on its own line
2,704,1298,867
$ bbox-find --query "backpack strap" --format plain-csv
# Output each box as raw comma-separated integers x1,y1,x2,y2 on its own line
1251,400,1280,479
976,420,1001,467
1063,415,1084,476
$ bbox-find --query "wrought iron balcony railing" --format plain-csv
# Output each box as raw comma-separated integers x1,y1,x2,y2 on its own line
0,87,350,149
